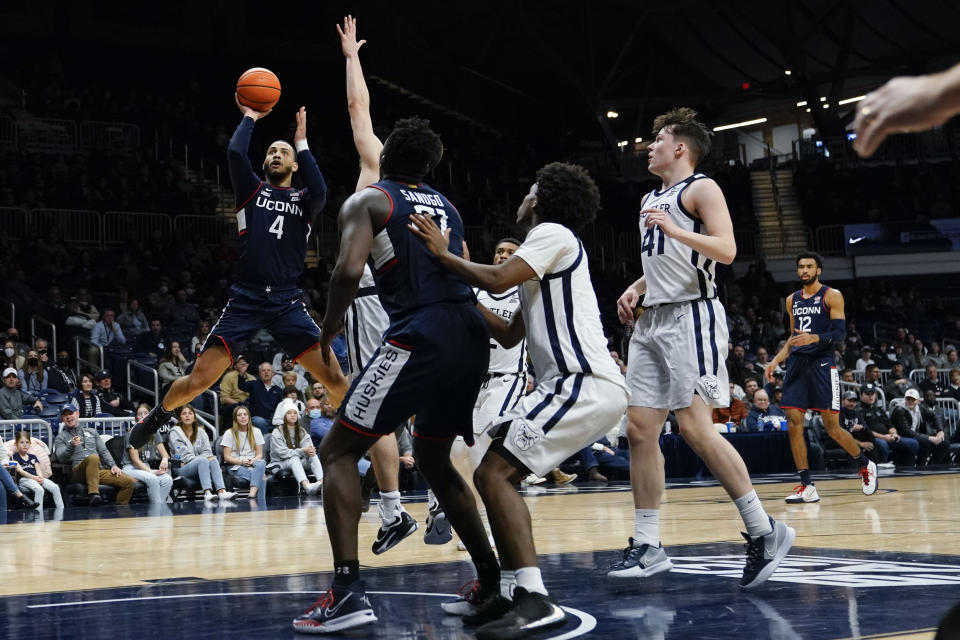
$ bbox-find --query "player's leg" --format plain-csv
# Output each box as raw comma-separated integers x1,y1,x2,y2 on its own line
129,345,231,448
293,419,380,634
607,405,673,578
783,407,820,503
297,346,349,407
675,394,795,589
368,431,418,554
821,410,877,495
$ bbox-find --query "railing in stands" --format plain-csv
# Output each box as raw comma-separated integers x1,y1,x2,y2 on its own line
15,117,77,152
0,115,14,147
909,368,952,387
0,297,14,332
0,207,29,239
79,121,140,152
0,419,53,445
173,214,231,246
126,360,159,406
815,225,846,256
78,416,135,439
30,315,58,356
74,336,104,376
103,211,173,245
193,389,220,431
936,398,959,436
30,208,101,246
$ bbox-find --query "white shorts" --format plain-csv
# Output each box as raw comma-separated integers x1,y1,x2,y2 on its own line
472,372,526,435
627,298,730,411
487,373,628,477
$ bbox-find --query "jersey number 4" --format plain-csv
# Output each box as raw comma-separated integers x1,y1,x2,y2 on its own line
642,226,665,257
269,215,285,240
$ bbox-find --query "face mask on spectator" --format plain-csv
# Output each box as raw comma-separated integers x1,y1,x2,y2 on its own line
3,348,14,357
308,409,322,419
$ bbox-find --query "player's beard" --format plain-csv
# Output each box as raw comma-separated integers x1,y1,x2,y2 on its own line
265,163,292,183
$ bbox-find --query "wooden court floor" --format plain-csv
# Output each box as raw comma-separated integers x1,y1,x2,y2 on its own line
2,472,958,639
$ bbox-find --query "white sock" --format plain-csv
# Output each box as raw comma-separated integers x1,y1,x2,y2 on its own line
634,509,660,547
514,566,547,596
427,488,439,512
500,569,516,600
734,490,773,537
379,490,402,525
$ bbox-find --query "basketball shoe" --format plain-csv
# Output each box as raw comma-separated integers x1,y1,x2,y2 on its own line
292,582,377,634
424,495,452,545
860,460,878,496
607,539,674,578
739,517,795,590
474,587,566,640
784,484,820,503
440,579,496,616
372,510,418,555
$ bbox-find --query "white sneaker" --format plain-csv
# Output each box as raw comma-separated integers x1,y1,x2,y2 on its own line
521,474,546,485
306,481,323,496
784,484,820,503
219,490,237,500
860,460,878,496
203,491,217,502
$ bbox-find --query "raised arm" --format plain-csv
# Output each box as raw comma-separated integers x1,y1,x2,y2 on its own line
292,106,328,220
337,15,383,192
228,97,270,205
407,213,536,293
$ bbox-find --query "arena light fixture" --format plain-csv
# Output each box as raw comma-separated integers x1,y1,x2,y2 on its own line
838,95,866,105
823,103,830,109
796,101,807,107
634,137,643,143
819,96,827,101
784,69,792,76
617,140,628,147
606,111,619,119
712,117,767,132
806,108,811,112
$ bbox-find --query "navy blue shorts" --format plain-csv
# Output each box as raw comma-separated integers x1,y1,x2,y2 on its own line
780,354,839,413
202,284,320,363
338,303,489,442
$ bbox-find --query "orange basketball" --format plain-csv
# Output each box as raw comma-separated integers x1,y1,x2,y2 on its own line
236,67,281,112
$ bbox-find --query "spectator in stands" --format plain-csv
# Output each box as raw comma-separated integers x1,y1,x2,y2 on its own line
147,277,175,322
845,321,864,355
75,288,100,324
190,320,211,359
609,350,627,375
18,350,48,394
64,298,97,345
743,378,760,410
754,347,771,370
919,364,945,397
11,430,63,509
34,339,50,366
72,373,103,418
838,391,884,463
238,362,282,434
269,399,322,496
884,362,911,400
218,355,252,415
272,385,305,426
922,342,947,369
864,364,882,387
52,403,134,505
713,383,748,427
90,308,126,352
221,405,266,500
168,405,235,503
2,338,25,371
858,383,917,466
840,369,855,383
911,340,928,370
726,344,757,387
47,350,77,394
1,367,42,419
168,289,200,344
272,356,308,394
95,370,132,416
744,389,785,432
945,369,960,402
945,346,959,369
157,342,188,390
307,381,326,401
121,406,173,504
117,298,149,339
855,346,875,372
891,388,949,466
0,447,40,509
307,395,336,447
135,319,168,358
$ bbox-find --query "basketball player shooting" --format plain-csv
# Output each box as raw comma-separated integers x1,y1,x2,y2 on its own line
129,94,349,448
765,253,877,503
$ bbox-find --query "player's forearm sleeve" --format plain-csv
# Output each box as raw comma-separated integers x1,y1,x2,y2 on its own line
817,318,846,346
227,116,261,205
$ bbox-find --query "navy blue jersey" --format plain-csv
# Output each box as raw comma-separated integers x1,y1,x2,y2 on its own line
227,117,327,289
365,180,473,321
791,285,832,356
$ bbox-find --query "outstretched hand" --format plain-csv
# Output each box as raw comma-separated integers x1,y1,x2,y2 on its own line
408,213,450,258
235,93,271,120
294,106,307,144
337,15,366,58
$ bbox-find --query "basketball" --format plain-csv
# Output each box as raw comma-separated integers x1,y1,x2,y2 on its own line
236,67,281,112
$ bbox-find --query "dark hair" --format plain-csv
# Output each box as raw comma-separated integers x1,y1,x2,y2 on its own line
496,237,522,248
651,107,712,164
796,252,824,269
533,162,600,233
380,117,443,182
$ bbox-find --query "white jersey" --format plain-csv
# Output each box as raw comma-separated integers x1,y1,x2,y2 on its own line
639,173,718,306
476,287,526,375
511,223,626,387
344,264,389,375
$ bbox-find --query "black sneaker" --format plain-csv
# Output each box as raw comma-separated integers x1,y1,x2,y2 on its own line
475,587,566,640
739,517,796,590
14,494,39,509
129,404,170,449
292,582,377,634
371,510,418,555
462,591,515,626
88,494,102,507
